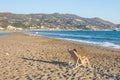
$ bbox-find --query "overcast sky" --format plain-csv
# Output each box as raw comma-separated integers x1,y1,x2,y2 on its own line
0,0,120,24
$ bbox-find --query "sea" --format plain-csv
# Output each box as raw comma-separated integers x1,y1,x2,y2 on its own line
24,30,120,49
0,32,13,36
0,31,120,49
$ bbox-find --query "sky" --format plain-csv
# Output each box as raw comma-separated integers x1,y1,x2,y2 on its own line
0,0,120,24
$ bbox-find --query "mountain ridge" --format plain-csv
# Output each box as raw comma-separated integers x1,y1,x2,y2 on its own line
0,12,118,30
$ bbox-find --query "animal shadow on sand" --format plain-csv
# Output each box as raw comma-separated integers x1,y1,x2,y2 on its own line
22,57,68,67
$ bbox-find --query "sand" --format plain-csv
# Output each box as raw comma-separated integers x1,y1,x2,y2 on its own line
0,32,120,80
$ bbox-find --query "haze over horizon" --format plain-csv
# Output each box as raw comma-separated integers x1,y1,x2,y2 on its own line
0,0,120,24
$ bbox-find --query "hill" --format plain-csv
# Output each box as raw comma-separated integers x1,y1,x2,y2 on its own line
0,12,118,30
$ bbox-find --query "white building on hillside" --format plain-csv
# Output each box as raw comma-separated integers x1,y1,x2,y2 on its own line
0,26,4,30
7,25,16,30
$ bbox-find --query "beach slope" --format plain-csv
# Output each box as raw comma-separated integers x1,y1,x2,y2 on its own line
0,32,120,80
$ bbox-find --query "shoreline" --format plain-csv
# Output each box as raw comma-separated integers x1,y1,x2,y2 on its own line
47,36,120,50
0,32,120,79
25,30,120,50
0,30,119,50
1,31,120,50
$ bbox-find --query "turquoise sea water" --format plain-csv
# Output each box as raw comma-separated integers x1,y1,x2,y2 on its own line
25,30,120,49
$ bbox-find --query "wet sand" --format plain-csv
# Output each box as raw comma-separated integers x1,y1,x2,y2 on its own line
0,32,120,80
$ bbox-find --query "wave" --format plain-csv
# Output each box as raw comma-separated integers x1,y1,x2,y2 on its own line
58,38,120,49
25,31,120,49
38,32,120,40
38,32,91,37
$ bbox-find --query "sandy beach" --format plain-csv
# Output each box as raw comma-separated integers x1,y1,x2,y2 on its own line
0,32,120,80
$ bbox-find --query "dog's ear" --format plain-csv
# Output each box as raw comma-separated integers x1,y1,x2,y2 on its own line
73,49,77,52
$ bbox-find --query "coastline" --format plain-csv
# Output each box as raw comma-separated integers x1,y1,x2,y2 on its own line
0,32,120,79
27,30,120,49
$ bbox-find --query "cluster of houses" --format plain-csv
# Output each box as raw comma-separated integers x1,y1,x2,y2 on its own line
0,26,4,30
0,25,23,31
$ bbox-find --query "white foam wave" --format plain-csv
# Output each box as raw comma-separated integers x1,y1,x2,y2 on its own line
100,42,120,49
58,38,120,49
39,32,120,40
39,32,93,38
25,31,120,49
